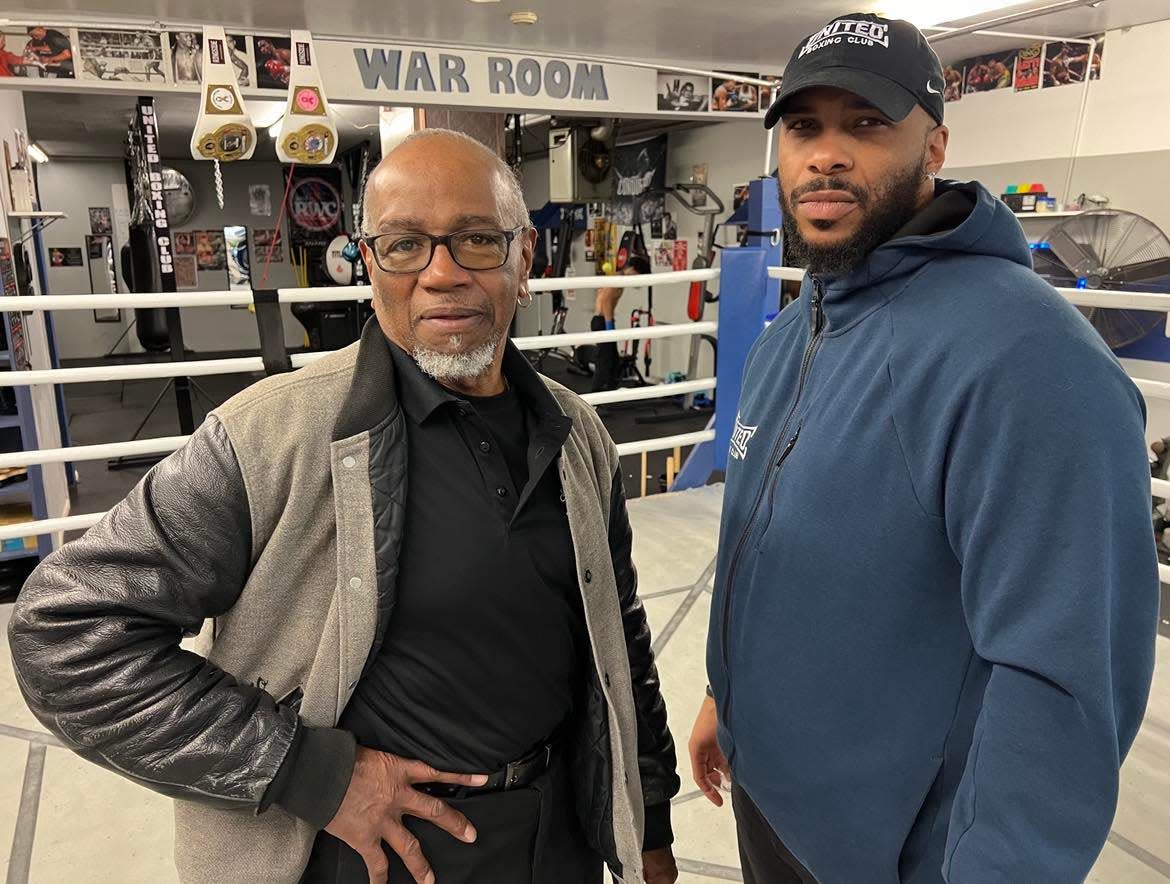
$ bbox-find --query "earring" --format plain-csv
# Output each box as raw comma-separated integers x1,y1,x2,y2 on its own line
517,289,533,308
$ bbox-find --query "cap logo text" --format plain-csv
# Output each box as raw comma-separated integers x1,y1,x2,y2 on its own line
799,19,890,58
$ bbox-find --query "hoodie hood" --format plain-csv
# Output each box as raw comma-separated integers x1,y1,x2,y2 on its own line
800,179,1032,334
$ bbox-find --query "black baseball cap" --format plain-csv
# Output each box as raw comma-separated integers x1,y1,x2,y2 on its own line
764,13,945,129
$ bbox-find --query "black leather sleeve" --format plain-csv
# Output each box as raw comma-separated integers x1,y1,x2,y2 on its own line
608,468,680,851
7,416,298,810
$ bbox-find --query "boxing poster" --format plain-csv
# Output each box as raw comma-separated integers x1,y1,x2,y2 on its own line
1014,44,1043,92
963,52,1015,93
672,240,688,272
287,165,345,286
711,73,761,113
942,65,964,102
78,29,167,82
611,134,667,227
169,31,251,87
255,35,292,89
0,26,75,79
1042,38,1103,88
195,230,226,270
656,72,711,112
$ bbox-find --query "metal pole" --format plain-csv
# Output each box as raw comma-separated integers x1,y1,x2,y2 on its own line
1062,38,1099,208
926,0,1108,43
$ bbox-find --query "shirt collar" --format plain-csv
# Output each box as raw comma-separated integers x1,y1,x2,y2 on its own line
384,335,570,432
385,340,462,425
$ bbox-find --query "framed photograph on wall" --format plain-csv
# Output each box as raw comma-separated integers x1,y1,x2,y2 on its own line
174,254,198,290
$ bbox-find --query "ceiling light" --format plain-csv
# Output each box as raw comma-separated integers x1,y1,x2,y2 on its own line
27,143,48,164
268,118,284,139
876,0,1019,27
510,11,539,24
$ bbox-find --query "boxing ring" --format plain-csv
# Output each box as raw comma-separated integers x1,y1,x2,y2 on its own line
0,254,1168,884
0,266,725,546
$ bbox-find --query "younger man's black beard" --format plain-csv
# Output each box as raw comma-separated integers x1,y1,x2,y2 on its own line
780,163,926,276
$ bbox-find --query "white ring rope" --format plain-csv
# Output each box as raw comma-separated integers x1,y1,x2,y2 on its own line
0,323,718,388
0,273,722,541
0,269,721,315
0,429,720,542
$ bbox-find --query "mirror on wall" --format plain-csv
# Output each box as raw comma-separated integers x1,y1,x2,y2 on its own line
86,235,121,323
224,225,250,302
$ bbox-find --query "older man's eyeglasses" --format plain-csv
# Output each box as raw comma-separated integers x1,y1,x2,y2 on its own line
362,227,524,274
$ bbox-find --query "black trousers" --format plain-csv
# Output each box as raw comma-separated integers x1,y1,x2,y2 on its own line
732,782,817,884
300,752,602,884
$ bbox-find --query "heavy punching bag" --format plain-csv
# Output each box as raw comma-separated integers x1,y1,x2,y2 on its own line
122,226,170,353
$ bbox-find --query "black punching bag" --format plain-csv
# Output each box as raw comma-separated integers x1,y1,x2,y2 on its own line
123,226,169,353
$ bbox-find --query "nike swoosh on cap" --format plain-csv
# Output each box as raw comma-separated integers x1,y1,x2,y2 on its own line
926,80,942,94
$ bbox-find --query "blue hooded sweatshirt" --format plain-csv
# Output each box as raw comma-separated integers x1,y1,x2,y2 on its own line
707,180,1159,883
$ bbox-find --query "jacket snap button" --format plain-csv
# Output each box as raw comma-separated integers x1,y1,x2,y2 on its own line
349,577,362,590
342,456,356,469
479,441,491,453
584,569,592,583
496,486,508,497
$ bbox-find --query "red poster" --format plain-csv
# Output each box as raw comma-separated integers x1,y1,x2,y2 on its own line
1014,44,1043,91
672,239,688,271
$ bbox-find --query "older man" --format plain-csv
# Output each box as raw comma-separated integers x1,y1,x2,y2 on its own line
10,130,679,884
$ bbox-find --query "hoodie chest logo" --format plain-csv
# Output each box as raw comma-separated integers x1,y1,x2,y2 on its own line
730,413,758,461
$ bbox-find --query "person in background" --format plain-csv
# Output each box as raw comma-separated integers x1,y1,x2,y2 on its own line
590,254,650,392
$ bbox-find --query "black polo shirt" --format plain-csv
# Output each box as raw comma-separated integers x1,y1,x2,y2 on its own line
338,340,588,773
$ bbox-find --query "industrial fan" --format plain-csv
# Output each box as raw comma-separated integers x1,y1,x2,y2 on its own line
1033,209,1170,350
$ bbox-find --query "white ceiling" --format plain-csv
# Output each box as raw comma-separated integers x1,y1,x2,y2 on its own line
23,92,378,160
11,0,1170,159
1,0,1167,69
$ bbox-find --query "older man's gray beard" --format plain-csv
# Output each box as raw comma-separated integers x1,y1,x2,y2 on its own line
412,333,502,383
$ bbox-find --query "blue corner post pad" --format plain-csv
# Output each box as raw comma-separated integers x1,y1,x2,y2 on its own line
711,178,782,473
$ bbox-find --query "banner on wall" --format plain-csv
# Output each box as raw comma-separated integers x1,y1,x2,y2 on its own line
611,134,667,227
287,165,344,286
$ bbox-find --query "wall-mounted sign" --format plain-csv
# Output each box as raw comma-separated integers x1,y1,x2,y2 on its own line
0,24,778,121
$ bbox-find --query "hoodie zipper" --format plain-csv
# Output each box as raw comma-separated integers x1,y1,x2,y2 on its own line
719,280,826,731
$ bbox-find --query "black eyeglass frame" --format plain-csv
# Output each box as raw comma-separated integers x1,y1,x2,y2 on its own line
360,226,527,274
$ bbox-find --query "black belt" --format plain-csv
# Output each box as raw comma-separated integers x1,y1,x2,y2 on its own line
415,741,555,800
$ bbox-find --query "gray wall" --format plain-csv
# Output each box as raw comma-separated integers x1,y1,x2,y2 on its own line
944,151,1170,243
37,157,324,359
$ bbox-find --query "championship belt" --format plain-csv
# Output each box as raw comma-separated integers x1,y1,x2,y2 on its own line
275,31,338,165
190,25,256,162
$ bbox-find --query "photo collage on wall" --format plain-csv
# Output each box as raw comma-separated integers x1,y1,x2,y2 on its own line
942,33,1104,103
656,70,781,117
1,24,265,88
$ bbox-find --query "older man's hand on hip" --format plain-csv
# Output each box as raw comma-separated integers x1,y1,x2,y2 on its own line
325,746,488,884
643,847,679,883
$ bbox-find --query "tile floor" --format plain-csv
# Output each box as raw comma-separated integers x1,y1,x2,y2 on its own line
1,485,1168,882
